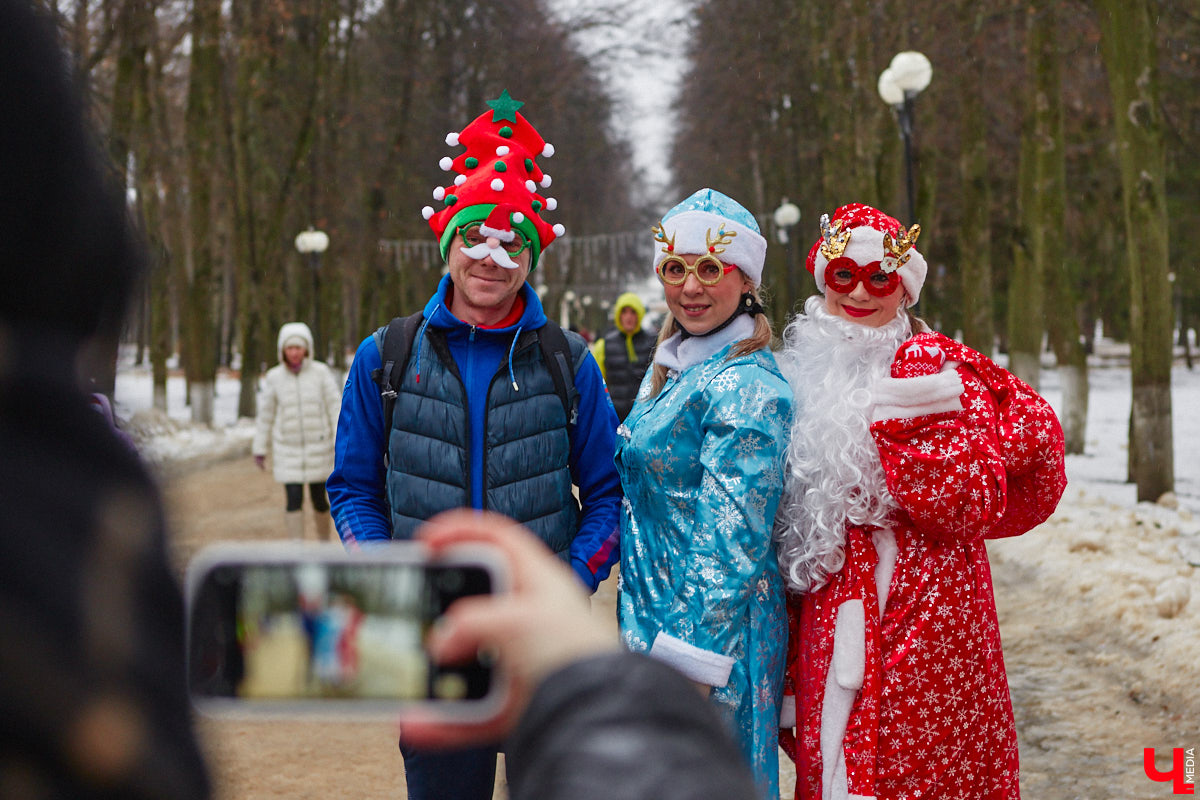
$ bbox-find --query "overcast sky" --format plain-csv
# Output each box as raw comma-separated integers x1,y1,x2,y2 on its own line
551,0,690,203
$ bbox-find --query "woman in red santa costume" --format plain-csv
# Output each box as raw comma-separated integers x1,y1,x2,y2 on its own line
773,203,1066,800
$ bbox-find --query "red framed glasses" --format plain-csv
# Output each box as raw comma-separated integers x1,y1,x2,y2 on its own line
823,257,901,297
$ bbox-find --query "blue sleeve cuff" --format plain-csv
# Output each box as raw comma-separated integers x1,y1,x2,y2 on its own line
571,557,598,594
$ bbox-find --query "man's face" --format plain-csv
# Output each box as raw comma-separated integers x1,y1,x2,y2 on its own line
619,306,639,334
445,233,532,325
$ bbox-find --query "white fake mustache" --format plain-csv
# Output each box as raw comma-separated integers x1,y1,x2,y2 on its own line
459,241,521,269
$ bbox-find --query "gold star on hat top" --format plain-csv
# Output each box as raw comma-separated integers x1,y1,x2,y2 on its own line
422,90,564,270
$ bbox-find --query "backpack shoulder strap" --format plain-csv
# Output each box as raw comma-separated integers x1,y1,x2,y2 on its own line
536,321,579,427
370,313,423,434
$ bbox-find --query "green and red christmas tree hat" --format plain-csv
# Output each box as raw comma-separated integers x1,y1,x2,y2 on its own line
422,90,564,271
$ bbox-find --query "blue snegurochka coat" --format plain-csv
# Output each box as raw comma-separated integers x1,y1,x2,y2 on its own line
617,337,792,799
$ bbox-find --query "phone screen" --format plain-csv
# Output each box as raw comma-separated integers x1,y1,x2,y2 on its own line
188,556,494,708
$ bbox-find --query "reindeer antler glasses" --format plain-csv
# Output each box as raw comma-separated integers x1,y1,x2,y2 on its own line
652,223,739,286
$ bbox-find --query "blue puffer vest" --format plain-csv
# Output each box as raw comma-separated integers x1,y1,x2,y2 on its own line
382,325,583,554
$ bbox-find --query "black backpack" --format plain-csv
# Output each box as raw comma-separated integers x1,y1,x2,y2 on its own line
370,313,579,459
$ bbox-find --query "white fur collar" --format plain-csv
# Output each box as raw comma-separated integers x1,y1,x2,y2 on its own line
652,314,755,372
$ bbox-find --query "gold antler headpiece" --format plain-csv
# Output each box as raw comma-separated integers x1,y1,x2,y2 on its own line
651,222,675,254
819,214,850,261
881,223,921,273
705,227,737,255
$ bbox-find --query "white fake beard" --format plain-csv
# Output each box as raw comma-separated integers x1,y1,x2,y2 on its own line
773,296,912,593
459,241,520,269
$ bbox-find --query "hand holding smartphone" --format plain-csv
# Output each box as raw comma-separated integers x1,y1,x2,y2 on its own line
185,510,616,740
398,510,617,748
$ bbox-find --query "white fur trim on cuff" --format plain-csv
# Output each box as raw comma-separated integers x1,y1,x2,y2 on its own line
871,368,964,422
832,600,865,691
649,632,735,687
780,695,797,728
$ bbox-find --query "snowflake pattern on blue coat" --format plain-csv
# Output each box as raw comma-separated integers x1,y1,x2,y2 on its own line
617,343,792,799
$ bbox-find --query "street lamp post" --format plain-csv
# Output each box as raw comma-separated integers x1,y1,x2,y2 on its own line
878,51,933,226
294,227,329,358
560,290,577,330
773,198,801,311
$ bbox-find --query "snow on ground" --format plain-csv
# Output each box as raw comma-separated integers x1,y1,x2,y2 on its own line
994,360,1200,720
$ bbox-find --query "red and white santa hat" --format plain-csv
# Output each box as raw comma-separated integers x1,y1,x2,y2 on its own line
421,90,564,270
805,203,927,307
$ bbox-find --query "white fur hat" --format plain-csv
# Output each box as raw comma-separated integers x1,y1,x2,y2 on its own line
652,188,768,287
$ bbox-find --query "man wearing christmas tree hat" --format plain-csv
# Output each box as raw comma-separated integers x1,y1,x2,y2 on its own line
328,91,622,799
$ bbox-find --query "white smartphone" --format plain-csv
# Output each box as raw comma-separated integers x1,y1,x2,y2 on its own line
185,540,508,719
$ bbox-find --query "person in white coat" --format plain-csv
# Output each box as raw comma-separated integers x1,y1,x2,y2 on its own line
253,322,342,540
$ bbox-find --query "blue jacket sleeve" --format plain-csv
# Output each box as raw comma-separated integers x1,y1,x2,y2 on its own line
326,335,393,547
567,349,623,592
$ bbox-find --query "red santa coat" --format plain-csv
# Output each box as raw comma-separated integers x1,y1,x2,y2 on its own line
784,332,1066,800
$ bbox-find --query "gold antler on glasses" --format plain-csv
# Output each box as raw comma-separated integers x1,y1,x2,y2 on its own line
705,227,737,255
819,214,851,261
651,222,676,254
881,223,921,272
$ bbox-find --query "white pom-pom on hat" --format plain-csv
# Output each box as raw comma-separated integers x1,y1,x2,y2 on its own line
513,212,526,224
540,174,552,188
525,180,537,193
496,145,510,156
542,143,555,157
454,174,467,186
445,132,460,146
421,206,434,220
439,156,453,171
552,223,565,237
433,187,446,201
546,197,558,211
490,178,505,191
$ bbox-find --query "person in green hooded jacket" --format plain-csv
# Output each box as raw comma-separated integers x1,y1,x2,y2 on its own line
591,291,657,421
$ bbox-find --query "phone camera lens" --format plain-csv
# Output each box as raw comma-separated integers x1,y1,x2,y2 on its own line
437,569,464,593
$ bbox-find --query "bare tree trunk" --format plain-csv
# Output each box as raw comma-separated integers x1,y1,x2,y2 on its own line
184,0,223,425
146,20,185,414
958,29,993,356
1008,129,1042,390
1095,0,1174,501
1033,0,1088,454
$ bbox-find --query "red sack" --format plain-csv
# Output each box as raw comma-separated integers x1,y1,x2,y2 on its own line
899,332,1067,539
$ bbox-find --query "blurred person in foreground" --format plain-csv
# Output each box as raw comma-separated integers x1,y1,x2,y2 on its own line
0,0,210,796
253,321,342,541
616,188,792,798
327,90,622,799
401,510,759,800
773,203,1067,799
590,291,656,421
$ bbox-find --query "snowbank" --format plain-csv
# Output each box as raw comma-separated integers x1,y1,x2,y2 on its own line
113,366,256,475
990,485,1200,714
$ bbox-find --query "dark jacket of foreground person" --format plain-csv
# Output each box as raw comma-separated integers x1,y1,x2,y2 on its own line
0,1,211,796
507,652,759,800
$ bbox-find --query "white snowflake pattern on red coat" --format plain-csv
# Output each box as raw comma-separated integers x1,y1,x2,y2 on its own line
783,331,1066,800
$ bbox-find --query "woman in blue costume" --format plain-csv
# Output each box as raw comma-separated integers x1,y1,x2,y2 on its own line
617,189,792,798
